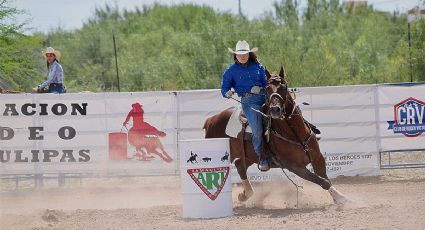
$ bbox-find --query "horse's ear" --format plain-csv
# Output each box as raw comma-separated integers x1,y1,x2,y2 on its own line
265,67,271,80
279,65,286,79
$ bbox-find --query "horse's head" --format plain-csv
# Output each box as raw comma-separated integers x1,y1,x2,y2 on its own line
265,66,289,119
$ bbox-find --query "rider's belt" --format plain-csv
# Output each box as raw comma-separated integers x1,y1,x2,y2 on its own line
49,83,63,87
241,86,264,97
241,92,255,97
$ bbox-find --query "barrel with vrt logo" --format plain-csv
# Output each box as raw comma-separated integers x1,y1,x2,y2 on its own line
179,138,232,219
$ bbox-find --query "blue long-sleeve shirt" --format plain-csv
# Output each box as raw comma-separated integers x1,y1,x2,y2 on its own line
221,61,267,98
40,60,64,88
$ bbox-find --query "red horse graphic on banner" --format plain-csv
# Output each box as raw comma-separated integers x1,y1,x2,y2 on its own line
109,102,173,162
124,103,172,162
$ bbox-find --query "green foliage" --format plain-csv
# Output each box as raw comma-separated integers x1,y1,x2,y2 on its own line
0,0,23,43
410,19,425,82
0,0,44,91
2,1,425,92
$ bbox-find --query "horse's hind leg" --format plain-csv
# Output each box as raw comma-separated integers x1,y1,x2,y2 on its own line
135,147,153,161
235,158,254,202
288,166,331,190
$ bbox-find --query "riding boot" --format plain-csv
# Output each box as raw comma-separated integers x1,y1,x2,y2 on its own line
306,121,321,140
258,149,270,172
258,157,270,172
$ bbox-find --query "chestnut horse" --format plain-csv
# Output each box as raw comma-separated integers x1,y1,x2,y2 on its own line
203,66,349,204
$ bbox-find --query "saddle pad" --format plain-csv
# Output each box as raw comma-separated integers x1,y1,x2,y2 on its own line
225,107,252,138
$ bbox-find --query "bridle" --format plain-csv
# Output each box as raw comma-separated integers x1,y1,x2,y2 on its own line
264,75,315,164
266,76,296,120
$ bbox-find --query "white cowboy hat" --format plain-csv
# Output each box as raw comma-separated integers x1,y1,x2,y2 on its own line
227,40,258,55
43,47,61,60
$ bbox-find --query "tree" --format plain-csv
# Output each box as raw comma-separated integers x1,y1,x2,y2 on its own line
0,0,44,91
2,2,422,92
273,0,299,27
0,0,24,42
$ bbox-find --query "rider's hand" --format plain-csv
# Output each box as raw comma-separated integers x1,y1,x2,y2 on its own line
225,90,233,98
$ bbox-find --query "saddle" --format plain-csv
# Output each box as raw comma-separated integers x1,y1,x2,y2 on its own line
225,107,280,169
225,107,252,140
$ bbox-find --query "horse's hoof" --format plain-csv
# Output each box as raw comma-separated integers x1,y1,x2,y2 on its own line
163,156,173,163
333,195,353,205
238,193,248,202
137,156,154,161
159,155,173,163
328,186,352,204
238,189,253,202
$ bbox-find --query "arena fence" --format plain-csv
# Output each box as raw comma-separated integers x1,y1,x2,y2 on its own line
380,150,425,169
1,82,425,188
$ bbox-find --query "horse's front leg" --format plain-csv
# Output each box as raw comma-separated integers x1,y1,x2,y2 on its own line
289,165,351,204
310,148,351,204
235,158,254,202
288,165,331,190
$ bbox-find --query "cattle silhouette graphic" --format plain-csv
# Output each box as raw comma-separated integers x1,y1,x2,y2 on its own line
110,102,173,162
202,157,212,162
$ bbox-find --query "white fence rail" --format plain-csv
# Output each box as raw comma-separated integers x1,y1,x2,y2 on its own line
1,82,425,178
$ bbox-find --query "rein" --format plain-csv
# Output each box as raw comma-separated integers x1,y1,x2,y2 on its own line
271,128,314,162
265,81,314,162
230,84,314,161
228,94,270,118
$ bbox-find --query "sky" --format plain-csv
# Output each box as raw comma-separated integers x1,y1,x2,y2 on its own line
8,0,423,34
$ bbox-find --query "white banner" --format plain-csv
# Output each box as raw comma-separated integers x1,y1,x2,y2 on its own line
0,92,178,175
3,83,424,178
295,85,380,177
178,85,380,178
377,83,425,151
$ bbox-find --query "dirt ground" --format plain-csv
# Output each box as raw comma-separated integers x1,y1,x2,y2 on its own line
1,168,425,230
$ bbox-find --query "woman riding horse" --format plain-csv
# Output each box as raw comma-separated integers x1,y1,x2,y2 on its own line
204,66,350,204
221,40,269,171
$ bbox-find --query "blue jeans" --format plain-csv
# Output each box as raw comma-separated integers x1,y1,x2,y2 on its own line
241,93,266,157
49,84,65,94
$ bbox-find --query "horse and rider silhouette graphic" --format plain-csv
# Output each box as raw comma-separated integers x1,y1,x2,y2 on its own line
187,151,198,164
109,102,173,162
221,151,229,162
185,151,229,164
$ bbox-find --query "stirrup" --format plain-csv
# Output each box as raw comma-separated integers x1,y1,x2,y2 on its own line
258,158,270,172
